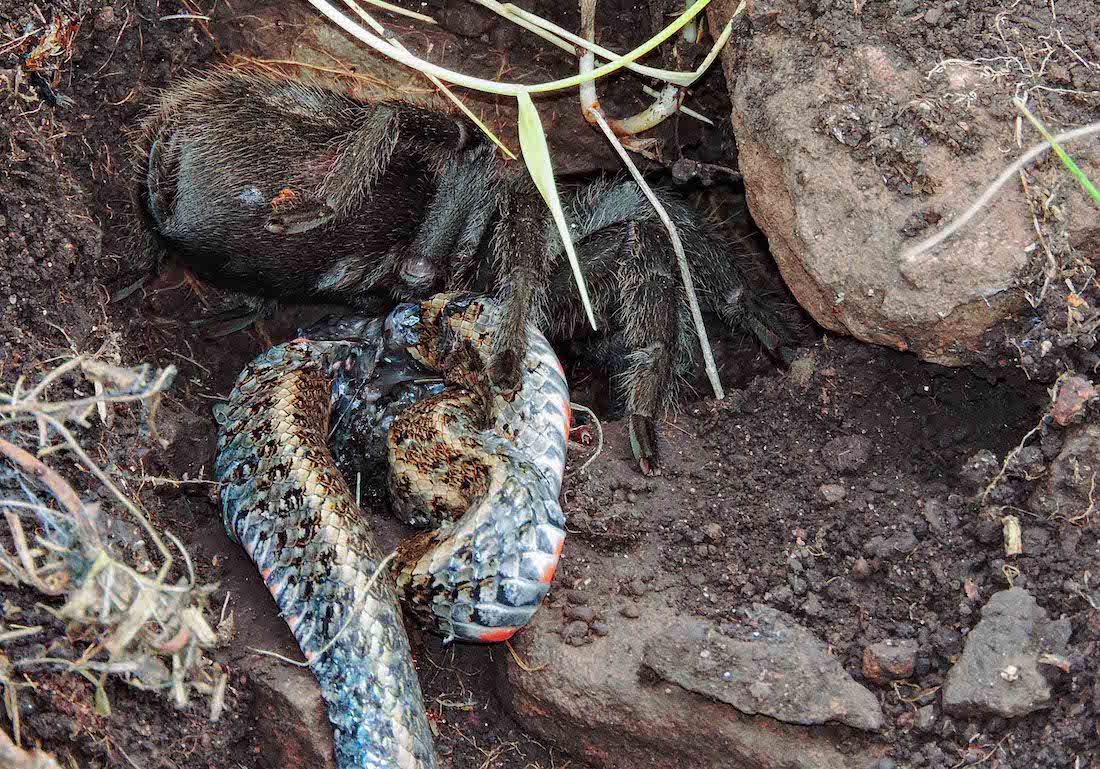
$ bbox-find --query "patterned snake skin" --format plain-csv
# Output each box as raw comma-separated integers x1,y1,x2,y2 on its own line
215,294,570,768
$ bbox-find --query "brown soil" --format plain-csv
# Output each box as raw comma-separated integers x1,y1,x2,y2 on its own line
1,1,1097,768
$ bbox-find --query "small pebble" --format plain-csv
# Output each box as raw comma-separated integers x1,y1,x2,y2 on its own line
560,621,589,644
591,622,610,637
620,605,640,619
564,605,596,624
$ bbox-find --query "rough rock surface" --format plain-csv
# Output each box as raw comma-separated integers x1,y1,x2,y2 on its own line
644,608,884,730
707,0,1099,364
500,596,884,769
942,588,1072,718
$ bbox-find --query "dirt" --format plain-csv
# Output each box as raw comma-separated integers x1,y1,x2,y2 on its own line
1,1,1097,769
554,339,1097,767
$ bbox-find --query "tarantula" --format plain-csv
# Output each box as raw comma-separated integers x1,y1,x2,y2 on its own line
132,67,792,474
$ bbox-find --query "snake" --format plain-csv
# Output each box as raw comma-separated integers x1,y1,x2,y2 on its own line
214,294,570,768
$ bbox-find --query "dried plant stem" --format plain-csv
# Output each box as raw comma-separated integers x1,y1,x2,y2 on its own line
900,121,1100,263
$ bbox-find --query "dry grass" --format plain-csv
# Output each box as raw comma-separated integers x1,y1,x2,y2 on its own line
0,349,227,748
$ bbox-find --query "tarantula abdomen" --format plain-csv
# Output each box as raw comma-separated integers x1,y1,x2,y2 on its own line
132,67,487,309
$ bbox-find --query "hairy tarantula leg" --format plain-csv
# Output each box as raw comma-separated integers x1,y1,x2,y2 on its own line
614,224,692,477
192,297,276,338
318,105,475,219
489,184,550,392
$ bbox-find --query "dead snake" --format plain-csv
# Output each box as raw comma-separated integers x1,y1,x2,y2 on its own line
215,294,569,768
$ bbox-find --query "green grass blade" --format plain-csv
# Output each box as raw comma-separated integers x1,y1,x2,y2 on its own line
1015,98,1100,207
526,0,713,93
517,93,597,329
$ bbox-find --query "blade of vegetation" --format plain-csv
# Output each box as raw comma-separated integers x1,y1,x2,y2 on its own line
1014,98,1100,207
361,0,436,24
517,93,597,329
339,0,516,158
578,0,724,400
478,0,729,87
304,0,714,94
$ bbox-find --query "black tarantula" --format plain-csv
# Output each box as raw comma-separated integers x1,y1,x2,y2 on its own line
132,67,792,474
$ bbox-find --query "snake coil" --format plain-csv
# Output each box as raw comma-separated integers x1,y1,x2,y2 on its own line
215,294,569,768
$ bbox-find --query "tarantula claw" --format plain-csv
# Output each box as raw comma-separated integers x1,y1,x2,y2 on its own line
488,349,523,393
628,414,661,477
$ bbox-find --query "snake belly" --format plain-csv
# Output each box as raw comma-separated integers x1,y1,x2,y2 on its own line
215,294,569,769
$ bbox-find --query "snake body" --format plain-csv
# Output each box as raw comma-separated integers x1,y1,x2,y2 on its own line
215,294,569,768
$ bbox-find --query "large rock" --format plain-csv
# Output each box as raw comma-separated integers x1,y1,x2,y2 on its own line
499,600,884,769
708,0,1098,364
942,588,1071,718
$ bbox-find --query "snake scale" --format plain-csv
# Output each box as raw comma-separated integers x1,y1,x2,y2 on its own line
215,294,570,768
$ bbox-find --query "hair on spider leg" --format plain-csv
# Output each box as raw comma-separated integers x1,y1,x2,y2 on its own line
127,66,801,476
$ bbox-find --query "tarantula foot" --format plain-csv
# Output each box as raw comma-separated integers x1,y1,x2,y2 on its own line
488,349,523,393
628,414,661,476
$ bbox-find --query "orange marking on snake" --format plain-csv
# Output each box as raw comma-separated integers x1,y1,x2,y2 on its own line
562,398,572,443
541,538,565,583
478,626,519,642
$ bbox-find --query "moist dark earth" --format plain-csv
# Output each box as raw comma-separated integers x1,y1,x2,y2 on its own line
1,1,1098,768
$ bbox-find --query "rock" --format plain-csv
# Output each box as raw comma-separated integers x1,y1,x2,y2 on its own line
942,588,1072,718
863,530,918,559
620,604,641,619
820,483,847,504
862,639,918,683
851,557,874,580
961,450,999,489
564,605,597,624
250,659,337,769
802,593,826,617
561,620,590,645
708,0,1048,364
920,498,947,531
646,608,883,730
500,604,884,769
789,356,816,388
703,522,725,541
1050,375,1097,426
1029,424,1100,518
823,435,873,474
916,704,936,732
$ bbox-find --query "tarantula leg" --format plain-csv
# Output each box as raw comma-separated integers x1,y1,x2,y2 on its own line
489,185,549,392
192,297,275,338
615,225,688,476
319,104,475,218
628,414,661,477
